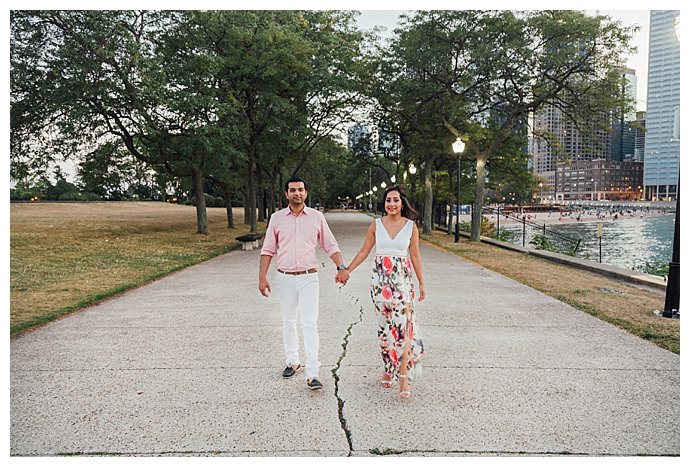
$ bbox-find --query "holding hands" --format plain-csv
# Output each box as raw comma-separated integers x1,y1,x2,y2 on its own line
335,268,350,285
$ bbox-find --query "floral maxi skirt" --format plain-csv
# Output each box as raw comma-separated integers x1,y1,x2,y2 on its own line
370,255,424,379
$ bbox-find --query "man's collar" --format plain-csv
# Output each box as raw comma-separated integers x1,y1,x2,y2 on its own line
286,205,309,216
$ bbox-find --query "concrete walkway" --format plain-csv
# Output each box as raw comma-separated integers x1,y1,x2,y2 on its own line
10,212,679,456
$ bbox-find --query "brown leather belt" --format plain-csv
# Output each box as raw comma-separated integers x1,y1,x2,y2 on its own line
277,268,317,275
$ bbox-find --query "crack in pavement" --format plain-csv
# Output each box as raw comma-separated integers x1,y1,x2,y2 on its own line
331,288,364,456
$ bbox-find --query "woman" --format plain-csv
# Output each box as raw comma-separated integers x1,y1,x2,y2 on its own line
345,185,426,399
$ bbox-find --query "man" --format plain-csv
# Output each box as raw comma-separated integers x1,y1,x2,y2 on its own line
259,177,350,390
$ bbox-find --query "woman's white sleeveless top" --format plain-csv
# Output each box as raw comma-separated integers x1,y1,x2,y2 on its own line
375,218,413,257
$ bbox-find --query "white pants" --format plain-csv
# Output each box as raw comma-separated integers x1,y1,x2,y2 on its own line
275,272,320,380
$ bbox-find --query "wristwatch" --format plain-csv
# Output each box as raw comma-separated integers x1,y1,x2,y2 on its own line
337,264,348,271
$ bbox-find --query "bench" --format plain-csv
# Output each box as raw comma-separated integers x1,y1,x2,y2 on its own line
235,233,263,251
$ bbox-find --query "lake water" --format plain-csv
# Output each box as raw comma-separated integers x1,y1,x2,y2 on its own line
501,214,676,273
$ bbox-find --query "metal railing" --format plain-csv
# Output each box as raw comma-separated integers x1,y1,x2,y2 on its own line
483,206,583,255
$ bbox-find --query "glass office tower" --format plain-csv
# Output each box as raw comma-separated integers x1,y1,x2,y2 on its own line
644,10,680,201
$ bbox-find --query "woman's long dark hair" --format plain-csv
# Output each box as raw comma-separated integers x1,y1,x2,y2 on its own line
383,185,419,220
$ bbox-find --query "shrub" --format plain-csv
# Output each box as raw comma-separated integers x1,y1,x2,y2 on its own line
10,188,39,201
530,234,554,251
203,193,226,207
58,192,86,201
458,217,496,237
632,260,669,278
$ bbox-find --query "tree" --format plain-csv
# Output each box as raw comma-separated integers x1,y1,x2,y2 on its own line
361,11,472,232
299,136,359,207
77,141,141,200
11,11,369,233
371,11,634,239
435,10,635,240
11,11,225,233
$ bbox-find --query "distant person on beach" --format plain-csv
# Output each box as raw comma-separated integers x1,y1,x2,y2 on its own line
258,176,350,391
343,185,426,400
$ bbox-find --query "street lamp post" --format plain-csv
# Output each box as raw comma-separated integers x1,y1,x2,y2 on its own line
372,185,378,213
663,17,680,318
368,168,372,212
452,137,466,242
663,180,680,318
408,163,417,210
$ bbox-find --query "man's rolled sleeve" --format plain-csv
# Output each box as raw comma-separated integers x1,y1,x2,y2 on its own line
260,222,277,257
319,217,341,257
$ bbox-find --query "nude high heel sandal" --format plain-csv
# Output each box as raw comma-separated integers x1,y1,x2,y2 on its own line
381,372,393,388
399,375,411,399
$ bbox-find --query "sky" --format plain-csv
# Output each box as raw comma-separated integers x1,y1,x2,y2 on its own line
356,9,651,111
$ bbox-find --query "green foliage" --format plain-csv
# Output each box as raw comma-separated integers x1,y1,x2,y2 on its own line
632,261,669,278
10,177,102,202
203,194,226,208
458,217,510,239
368,10,635,240
495,228,517,242
78,141,142,200
10,10,367,232
529,234,580,257
57,192,101,201
11,10,634,232
10,180,43,201
530,235,555,251
47,180,78,200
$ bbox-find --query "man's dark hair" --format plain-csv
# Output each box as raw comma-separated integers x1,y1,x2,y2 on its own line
285,176,308,192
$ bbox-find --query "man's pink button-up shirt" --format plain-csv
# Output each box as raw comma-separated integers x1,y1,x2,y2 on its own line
260,206,341,272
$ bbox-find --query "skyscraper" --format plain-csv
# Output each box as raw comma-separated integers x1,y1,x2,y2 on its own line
622,67,638,123
529,104,612,202
610,68,638,162
347,124,372,157
644,10,680,201
634,111,647,162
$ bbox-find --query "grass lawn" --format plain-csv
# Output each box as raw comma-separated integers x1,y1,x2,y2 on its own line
10,201,259,335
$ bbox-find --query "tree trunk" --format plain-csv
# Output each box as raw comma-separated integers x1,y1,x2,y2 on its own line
247,150,258,233
257,164,265,222
471,155,487,241
422,159,435,234
223,186,235,229
191,167,208,235
447,171,453,235
278,171,284,210
267,167,277,220
243,192,250,225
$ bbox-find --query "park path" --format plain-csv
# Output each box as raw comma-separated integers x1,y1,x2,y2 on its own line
10,212,679,456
